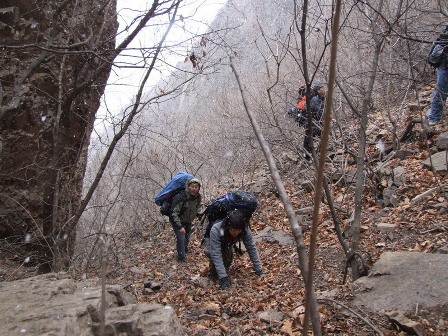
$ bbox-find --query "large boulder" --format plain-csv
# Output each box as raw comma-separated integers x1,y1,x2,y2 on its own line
0,273,184,335
423,150,448,176
352,252,448,313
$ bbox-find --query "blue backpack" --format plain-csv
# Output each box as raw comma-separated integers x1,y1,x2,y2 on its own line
155,172,193,216
201,191,258,238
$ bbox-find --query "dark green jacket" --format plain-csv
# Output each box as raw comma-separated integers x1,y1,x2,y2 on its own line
170,190,201,229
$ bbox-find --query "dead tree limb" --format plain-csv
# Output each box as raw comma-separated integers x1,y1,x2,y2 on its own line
317,298,385,336
230,58,322,336
411,184,448,204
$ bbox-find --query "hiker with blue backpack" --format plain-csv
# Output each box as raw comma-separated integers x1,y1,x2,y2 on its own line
206,209,263,289
427,25,448,126
169,177,202,262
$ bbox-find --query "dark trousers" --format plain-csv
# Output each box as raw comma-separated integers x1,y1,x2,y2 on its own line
303,126,322,158
171,222,192,261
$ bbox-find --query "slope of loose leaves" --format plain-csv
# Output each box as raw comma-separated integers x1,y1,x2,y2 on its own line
111,138,446,334
113,99,447,335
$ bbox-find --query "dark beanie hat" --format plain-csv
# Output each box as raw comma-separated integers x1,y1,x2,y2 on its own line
225,209,249,230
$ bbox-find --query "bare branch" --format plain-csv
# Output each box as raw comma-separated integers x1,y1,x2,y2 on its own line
229,57,321,336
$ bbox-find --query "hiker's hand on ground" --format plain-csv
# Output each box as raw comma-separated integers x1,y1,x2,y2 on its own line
179,227,186,235
219,277,231,289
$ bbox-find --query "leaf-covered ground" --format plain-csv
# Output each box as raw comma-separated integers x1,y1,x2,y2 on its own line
107,102,447,335
109,123,447,335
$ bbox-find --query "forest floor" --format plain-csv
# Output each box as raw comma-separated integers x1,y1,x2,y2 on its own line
98,117,447,335
112,208,447,335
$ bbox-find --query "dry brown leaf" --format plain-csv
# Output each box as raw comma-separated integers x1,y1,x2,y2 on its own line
413,243,422,251
280,320,293,335
292,305,305,317
154,271,164,278
218,323,228,333
191,323,208,330
202,301,221,315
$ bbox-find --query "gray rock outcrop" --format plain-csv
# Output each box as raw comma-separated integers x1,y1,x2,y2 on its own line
0,272,184,336
437,132,448,150
0,0,119,269
423,150,448,175
352,252,448,313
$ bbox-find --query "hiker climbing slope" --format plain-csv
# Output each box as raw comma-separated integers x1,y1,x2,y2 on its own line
169,177,202,262
303,83,326,161
206,209,263,289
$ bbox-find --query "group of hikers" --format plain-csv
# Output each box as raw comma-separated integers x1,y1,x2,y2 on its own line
159,176,264,290
158,25,448,291
161,82,327,289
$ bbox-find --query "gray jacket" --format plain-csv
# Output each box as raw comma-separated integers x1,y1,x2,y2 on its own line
209,220,262,279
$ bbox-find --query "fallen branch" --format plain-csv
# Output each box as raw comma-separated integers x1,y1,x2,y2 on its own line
317,298,385,336
421,223,447,234
410,184,448,204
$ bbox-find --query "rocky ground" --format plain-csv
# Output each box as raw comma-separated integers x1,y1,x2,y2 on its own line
99,202,447,335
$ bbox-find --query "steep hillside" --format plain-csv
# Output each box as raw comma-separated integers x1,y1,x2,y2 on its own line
1,1,447,335
112,133,446,335
81,90,446,335
1,91,446,334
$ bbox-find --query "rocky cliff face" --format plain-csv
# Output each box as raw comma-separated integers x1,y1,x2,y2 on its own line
0,0,118,270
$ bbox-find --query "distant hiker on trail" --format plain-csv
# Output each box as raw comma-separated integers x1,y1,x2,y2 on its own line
169,177,202,262
427,25,448,126
287,84,310,126
303,83,326,161
206,209,263,290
